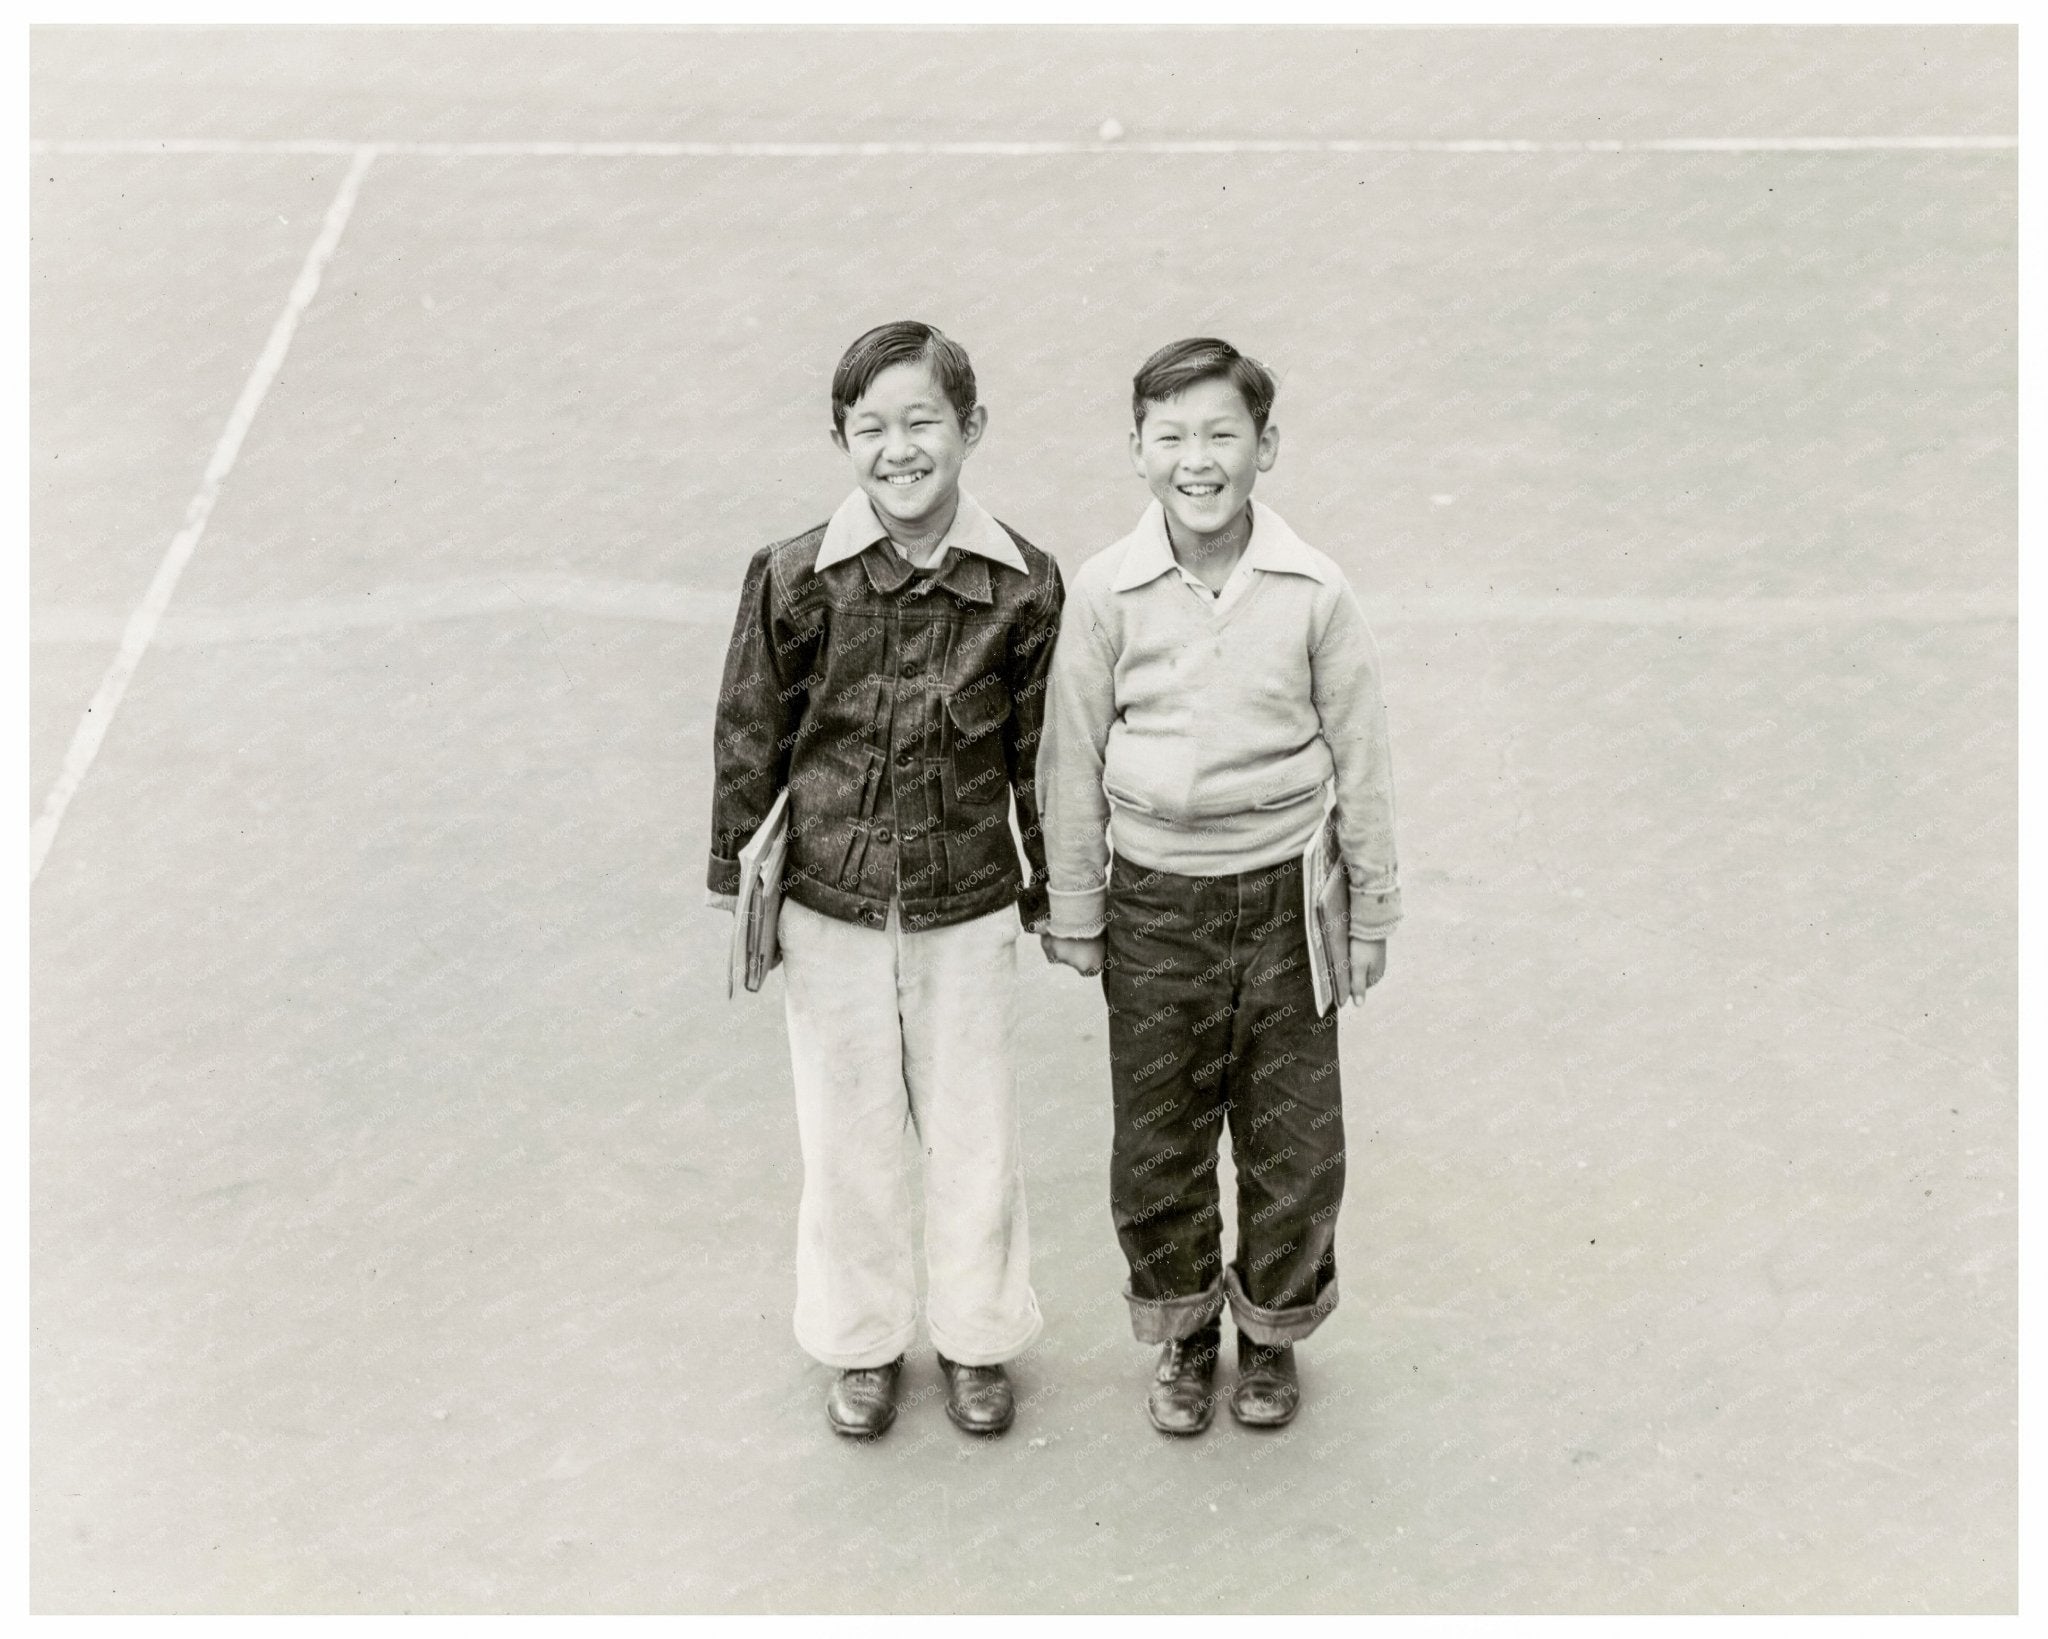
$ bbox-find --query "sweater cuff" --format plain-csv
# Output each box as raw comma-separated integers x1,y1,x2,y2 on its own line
1047,881,1107,939
1348,877,1400,939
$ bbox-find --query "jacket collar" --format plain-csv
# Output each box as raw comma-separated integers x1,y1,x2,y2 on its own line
1108,498,1328,593
815,488,1024,606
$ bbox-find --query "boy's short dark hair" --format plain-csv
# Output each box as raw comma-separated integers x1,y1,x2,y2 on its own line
831,320,978,436
1131,337,1277,434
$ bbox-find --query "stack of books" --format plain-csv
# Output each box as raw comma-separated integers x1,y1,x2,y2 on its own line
726,789,791,998
1301,808,1352,1017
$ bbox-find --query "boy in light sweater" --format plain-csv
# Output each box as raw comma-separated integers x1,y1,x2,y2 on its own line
1036,338,1401,1434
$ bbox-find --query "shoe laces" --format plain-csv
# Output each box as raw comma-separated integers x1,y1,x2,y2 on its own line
844,1360,899,1392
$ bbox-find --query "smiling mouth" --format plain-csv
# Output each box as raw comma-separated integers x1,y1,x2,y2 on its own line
881,471,929,488
1177,482,1224,498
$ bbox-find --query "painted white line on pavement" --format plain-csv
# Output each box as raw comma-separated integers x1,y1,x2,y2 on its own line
27,135,2019,158
1372,592,2019,627
32,577,736,646
29,145,379,884
27,581,2017,648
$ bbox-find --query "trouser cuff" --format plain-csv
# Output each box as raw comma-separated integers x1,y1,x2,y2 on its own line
1123,1278,1224,1344
793,1321,919,1372
1225,1266,1338,1345
928,1301,1045,1369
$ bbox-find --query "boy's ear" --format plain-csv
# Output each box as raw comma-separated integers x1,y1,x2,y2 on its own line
960,402,988,453
1256,421,1280,472
830,423,847,453
1129,428,1146,475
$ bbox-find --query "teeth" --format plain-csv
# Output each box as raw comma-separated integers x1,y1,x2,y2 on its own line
884,473,926,485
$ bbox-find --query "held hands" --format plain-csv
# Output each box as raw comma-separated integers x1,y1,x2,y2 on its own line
1347,938,1387,1006
1040,932,1107,976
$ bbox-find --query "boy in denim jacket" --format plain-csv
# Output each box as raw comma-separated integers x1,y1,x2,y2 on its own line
710,321,1063,1438
1037,338,1400,1433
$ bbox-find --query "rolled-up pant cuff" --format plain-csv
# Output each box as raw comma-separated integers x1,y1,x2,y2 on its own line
1124,1278,1225,1345
929,1300,1045,1369
1225,1266,1338,1346
794,1322,918,1372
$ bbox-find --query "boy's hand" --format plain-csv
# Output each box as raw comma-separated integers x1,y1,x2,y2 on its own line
1347,939,1387,1004
1040,933,1107,975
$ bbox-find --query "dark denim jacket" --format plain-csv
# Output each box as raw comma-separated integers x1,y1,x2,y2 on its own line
709,518,1065,932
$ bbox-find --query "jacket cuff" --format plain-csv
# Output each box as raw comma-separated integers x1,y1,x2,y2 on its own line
1047,882,1107,939
707,853,741,897
1016,881,1051,931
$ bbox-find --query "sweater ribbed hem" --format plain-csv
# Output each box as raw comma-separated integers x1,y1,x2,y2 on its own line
1106,789,1325,881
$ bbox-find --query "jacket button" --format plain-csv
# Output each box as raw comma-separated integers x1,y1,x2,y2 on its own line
874,826,893,845
899,661,919,678
895,749,914,768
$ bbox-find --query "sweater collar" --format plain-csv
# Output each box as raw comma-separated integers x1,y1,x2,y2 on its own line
815,488,1026,579
1109,498,1328,593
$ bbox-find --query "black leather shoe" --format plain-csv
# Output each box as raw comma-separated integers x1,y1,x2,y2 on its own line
1147,1323,1221,1436
1230,1333,1300,1428
937,1354,1014,1435
826,1357,903,1438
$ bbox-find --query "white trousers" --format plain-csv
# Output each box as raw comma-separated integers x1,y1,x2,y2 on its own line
779,898,1043,1369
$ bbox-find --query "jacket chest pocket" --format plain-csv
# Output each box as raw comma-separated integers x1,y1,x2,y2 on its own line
945,677,1012,810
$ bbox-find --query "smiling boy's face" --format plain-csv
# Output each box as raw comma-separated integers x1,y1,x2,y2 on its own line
834,357,986,535
1131,375,1279,547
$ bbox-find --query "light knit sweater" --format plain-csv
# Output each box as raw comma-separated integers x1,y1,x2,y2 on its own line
1035,499,1402,941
